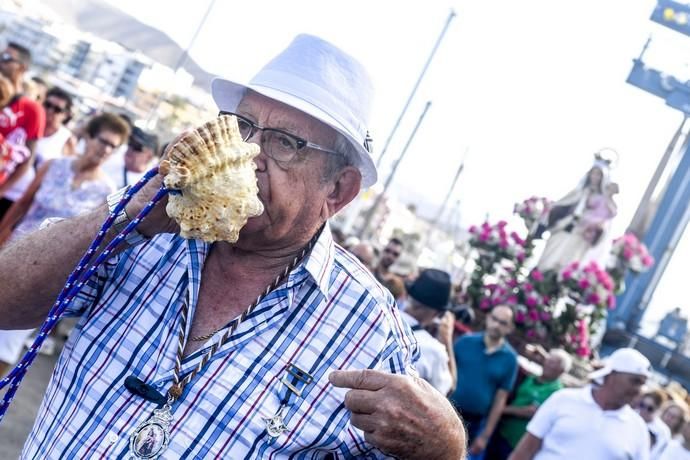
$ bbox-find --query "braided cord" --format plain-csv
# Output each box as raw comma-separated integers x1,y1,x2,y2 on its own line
169,226,321,398
0,168,167,422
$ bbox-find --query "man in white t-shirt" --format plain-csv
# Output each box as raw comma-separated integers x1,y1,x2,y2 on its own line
400,268,456,395
509,347,652,460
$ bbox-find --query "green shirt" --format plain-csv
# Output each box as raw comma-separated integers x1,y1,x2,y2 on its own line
498,375,563,448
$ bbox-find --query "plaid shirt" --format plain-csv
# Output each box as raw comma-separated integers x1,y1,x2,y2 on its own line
21,225,418,459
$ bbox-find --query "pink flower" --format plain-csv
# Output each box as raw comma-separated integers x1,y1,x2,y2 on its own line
497,220,508,228
623,247,634,260
479,298,491,310
515,311,526,323
479,232,490,242
531,269,544,282
576,346,590,358
526,329,536,338
578,279,590,290
468,225,478,234
607,295,616,309
506,296,518,305
586,293,600,305
528,309,539,321
562,270,572,281
499,238,509,249
524,282,534,293
642,255,654,267
517,252,526,263
540,311,551,321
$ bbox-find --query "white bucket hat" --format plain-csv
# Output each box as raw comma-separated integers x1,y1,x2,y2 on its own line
211,34,377,187
589,348,651,383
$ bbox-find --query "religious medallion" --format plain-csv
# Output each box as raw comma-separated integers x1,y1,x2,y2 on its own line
129,405,173,459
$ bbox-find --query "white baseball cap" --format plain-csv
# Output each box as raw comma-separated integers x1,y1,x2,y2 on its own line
589,348,651,382
211,34,377,187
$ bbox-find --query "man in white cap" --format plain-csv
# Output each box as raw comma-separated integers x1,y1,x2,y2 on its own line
509,347,652,460
0,34,465,459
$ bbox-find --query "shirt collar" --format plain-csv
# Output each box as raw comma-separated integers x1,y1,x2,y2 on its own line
302,222,334,298
183,222,334,300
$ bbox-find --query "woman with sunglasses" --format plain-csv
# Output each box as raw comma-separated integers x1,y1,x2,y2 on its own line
0,112,129,244
635,389,672,458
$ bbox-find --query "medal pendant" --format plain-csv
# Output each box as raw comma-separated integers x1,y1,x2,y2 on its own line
263,406,288,439
129,404,173,459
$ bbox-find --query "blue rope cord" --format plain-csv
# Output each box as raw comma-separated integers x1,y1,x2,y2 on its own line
0,167,169,421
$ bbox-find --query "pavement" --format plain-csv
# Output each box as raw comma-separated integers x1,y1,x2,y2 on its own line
0,339,62,459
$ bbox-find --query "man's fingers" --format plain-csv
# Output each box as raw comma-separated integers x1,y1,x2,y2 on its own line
350,413,378,433
328,369,390,391
343,389,378,414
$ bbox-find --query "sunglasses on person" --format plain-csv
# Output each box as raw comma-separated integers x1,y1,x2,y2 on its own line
383,248,401,258
43,101,66,114
128,140,145,152
637,402,657,413
0,52,17,64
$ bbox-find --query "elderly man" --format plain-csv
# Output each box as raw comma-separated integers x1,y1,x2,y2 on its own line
488,349,572,458
348,241,377,271
509,347,652,460
400,268,456,394
0,35,464,459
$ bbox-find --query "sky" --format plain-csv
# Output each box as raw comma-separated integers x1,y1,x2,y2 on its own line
100,0,689,332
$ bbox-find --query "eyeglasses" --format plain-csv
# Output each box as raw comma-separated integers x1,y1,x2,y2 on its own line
219,111,341,164
96,137,118,150
0,52,17,64
43,101,66,113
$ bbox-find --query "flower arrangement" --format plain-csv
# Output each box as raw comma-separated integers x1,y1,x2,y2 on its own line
468,221,530,262
460,204,656,358
610,233,654,274
514,196,552,232
559,261,616,311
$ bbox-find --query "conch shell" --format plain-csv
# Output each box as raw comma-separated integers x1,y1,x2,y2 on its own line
159,115,264,243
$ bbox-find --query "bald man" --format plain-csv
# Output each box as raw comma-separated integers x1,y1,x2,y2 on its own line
451,305,518,459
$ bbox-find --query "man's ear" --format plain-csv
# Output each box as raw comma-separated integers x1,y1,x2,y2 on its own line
325,166,361,217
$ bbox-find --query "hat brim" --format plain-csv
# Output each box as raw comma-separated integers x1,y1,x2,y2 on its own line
588,366,612,382
211,77,377,188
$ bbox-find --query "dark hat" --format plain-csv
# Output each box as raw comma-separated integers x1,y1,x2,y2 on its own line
129,126,159,153
405,269,452,311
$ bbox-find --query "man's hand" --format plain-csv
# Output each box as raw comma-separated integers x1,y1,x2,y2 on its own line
125,135,186,238
437,311,455,344
329,369,466,460
469,434,487,455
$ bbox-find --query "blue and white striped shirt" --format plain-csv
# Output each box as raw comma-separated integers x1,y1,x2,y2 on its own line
21,225,418,459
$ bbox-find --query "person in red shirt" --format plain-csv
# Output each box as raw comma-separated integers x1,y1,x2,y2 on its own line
0,42,45,219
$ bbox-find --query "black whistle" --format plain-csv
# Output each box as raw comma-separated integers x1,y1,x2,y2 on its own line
124,375,167,406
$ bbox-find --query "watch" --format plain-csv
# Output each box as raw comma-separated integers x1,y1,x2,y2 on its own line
106,186,149,247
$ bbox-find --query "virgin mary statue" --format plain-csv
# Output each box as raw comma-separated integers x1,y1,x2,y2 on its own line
537,154,618,273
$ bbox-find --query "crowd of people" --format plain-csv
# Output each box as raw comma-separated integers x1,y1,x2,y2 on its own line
0,33,688,460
